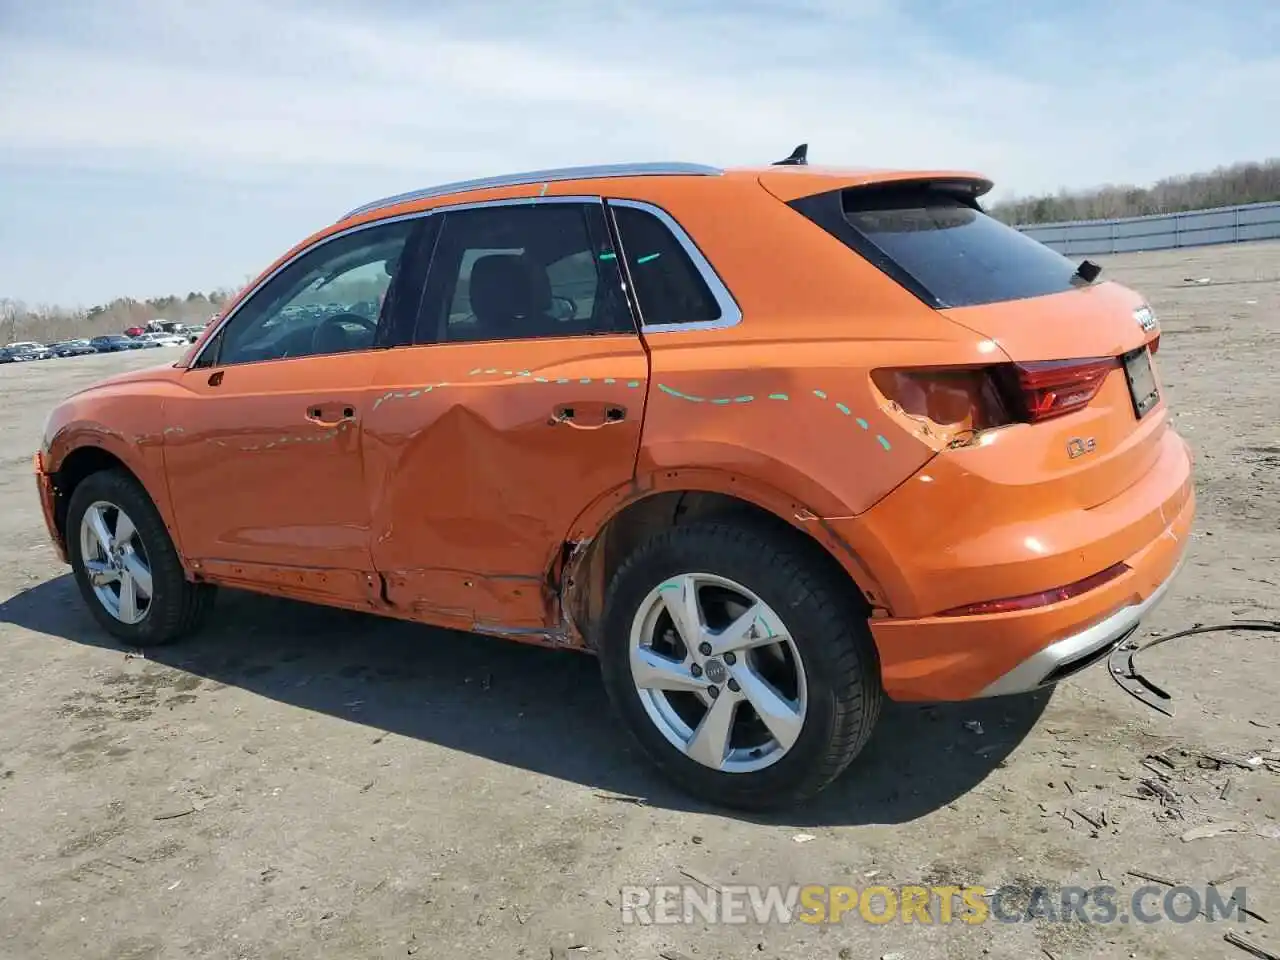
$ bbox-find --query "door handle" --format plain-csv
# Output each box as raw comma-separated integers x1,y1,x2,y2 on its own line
551,404,627,429
306,404,357,425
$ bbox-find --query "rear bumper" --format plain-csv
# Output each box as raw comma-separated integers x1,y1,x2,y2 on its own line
977,551,1185,697
34,453,68,564
867,441,1195,701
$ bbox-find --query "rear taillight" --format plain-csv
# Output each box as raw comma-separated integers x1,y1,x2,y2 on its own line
871,367,1013,443
1148,334,1160,354
937,561,1130,617
874,354,1124,439
1000,356,1119,423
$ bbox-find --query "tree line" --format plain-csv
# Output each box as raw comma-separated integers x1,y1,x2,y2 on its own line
987,157,1280,226
1,289,237,345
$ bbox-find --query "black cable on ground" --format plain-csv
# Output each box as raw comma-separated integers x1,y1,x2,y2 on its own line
1108,620,1280,716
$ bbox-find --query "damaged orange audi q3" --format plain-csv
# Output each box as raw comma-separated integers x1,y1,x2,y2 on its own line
35,145,1194,808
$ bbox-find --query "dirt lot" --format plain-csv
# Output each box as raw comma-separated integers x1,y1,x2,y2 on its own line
1,242,1277,960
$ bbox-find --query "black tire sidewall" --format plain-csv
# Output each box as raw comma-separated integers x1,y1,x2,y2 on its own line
66,470,189,646
597,521,876,807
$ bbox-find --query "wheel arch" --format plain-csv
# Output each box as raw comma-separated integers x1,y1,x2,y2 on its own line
48,440,188,572
559,471,889,648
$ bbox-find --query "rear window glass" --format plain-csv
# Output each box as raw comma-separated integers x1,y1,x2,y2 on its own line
798,186,1082,308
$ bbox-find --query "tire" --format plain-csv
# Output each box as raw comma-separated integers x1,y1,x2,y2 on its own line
66,469,215,646
597,519,883,810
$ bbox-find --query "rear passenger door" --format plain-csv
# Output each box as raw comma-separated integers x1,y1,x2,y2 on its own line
363,197,649,634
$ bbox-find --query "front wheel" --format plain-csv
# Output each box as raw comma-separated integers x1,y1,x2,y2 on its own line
597,520,883,810
66,469,215,647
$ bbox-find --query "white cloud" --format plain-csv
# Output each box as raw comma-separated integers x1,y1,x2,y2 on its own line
3,0,1273,195
0,0,1276,302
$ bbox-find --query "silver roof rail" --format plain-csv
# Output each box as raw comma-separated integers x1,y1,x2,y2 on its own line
340,161,723,220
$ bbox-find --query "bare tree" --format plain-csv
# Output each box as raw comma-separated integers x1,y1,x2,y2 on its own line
990,157,1280,225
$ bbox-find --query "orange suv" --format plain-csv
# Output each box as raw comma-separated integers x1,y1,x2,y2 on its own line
34,146,1193,809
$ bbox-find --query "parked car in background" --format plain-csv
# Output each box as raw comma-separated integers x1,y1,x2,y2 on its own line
3,341,55,361
186,322,211,343
123,326,146,338
146,320,190,337
50,339,99,358
32,150,1192,809
0,346,35,363
88,335,144,353
135,332,186,348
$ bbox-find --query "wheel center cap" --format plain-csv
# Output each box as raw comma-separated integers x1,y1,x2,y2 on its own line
703,658,728,685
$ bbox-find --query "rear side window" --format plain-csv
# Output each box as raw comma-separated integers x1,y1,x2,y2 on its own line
610,204,721,326
790,185,1081,308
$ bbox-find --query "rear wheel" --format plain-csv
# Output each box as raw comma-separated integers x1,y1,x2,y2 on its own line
597,520,883,810
67,469,215,646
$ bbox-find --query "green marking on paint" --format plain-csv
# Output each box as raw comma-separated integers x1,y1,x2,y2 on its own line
658,581,681,592
877,435,892,450
768,393,789,401
556,378,570,384
598,251,617,260
604,377,616,384
813,389,827,400
711,397,731,405
579,377,592,384
855,417,869,430
734,395,754,403
407,390,420,398
518,370,532,377
835,402,851,415
535,377,549,383
636,253,661,264
658,383,705,402
627,380,641,388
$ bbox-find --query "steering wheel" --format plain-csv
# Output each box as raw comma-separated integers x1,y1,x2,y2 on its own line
311,312,378,353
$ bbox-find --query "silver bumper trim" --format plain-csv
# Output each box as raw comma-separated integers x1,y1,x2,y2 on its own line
977,556,1187,698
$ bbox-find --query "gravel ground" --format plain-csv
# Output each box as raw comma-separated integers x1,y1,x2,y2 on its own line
1,241,1277,960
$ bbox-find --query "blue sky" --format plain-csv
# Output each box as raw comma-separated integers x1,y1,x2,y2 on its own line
1,0,1277,307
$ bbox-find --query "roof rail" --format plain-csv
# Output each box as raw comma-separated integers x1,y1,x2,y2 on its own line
340,161,723,220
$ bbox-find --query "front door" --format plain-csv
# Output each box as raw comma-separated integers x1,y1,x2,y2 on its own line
163,217,424,602
362,198,648,633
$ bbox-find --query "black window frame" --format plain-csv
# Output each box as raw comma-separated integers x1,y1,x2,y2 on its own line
410,198,638,347
192,216,432,370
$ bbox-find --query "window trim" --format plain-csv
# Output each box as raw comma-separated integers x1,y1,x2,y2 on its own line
187,211,430,369
604,198,742,334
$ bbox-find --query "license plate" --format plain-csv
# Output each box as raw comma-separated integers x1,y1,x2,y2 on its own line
1122,346,1160,419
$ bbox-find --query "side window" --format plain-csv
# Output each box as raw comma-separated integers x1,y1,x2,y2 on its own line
210,220,415,366
610,204,722,327
416,202,634,344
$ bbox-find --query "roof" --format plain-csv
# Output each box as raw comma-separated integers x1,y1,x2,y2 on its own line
335,159,993,223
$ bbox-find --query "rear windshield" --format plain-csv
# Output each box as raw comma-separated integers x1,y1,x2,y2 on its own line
792,185,1082,308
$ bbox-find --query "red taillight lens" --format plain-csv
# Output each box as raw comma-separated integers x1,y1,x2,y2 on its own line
1004,356,1119,423
938,562,1130,617
1148,334,1160,354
